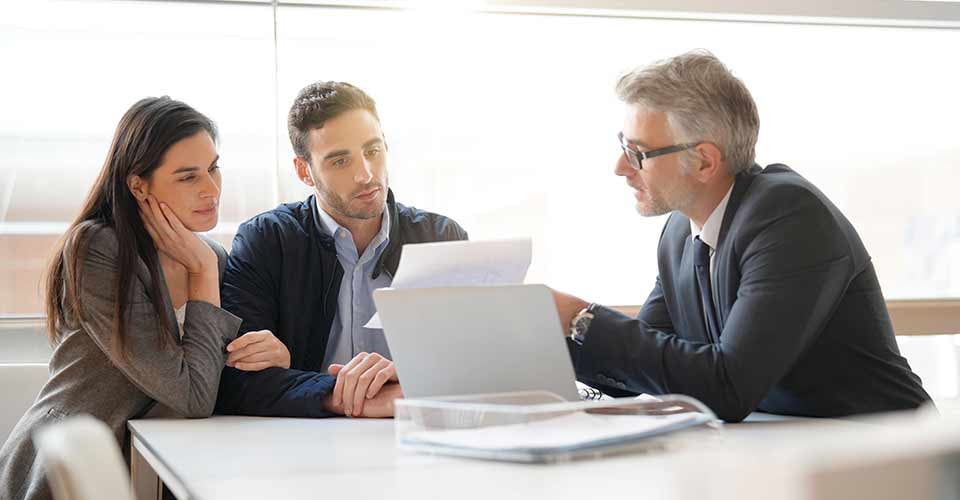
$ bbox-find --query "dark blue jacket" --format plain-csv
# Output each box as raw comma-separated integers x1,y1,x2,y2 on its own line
569,164,930,422
215,190,467,417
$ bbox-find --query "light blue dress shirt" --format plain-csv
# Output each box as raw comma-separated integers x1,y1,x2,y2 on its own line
317,204,393,371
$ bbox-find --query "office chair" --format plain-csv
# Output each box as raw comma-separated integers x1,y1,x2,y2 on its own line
33,414,134,500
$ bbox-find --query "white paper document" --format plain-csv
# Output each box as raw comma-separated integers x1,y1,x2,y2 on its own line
365,238,532,328
403,411,707,453
390,238,532,289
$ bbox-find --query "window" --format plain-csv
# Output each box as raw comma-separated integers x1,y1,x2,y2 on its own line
2,2,959,397
3,1,958,308
0,0,960,395
275,4,960,304
1,1,275,313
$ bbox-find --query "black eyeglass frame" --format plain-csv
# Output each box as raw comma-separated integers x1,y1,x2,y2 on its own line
618,132,703,171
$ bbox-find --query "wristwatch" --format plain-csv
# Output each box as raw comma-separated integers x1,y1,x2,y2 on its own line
568,304,595,346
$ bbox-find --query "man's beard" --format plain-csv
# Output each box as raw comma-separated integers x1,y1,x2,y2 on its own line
318,182,386,220
634,181,694,217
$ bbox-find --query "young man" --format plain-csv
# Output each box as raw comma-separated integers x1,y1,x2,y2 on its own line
216,82,467,417
553,51,930,422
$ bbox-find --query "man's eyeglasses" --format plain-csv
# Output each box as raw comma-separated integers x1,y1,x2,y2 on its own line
618,132,701,171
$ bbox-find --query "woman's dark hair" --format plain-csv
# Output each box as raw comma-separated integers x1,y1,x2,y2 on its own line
43,96,217,357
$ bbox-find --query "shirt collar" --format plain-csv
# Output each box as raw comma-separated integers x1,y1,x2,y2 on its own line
315,200,391,250
690,184,734,250
315,202,344,237
371,205,391,251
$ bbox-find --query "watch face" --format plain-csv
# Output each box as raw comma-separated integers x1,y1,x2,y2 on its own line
574,315,592,333
571,310,593,344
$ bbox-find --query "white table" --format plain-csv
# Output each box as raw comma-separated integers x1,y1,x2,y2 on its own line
128,413,858,500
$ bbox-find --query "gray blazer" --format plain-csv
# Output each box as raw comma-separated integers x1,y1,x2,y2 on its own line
0,224,242,500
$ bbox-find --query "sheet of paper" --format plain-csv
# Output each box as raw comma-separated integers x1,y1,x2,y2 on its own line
365,238,532,328
404,411,703,452
390,238,531,289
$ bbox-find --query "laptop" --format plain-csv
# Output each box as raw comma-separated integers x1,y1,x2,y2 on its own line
372,284,581,401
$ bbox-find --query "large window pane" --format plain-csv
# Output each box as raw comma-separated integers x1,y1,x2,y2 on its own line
3,1,959,307
0,0,276,314
276,6,960,304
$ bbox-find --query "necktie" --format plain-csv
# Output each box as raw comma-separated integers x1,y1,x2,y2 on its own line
693,236,721,341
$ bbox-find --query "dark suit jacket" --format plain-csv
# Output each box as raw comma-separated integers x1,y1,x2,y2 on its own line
569,164,930,422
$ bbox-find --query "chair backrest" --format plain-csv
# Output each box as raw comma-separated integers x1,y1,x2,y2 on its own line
33,415,134,500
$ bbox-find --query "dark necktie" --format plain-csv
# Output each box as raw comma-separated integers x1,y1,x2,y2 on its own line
693,236,721,341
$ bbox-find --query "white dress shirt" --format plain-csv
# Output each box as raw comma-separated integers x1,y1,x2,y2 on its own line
690,184,734,311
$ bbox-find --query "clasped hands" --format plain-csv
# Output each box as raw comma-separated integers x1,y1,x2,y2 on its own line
226,335,401,417
323,352,403,418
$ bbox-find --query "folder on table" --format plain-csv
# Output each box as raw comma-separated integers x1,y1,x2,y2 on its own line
394,391,719,463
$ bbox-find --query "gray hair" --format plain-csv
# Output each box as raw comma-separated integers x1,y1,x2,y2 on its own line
615,50,759,175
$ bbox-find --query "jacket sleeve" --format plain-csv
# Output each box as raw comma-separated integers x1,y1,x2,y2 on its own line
71,228,241,418
567,276,677,398
450,222,468,241
570,186,853,422
636,276,676,334
214,220,336,417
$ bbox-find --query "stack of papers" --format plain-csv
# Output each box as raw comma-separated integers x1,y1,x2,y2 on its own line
401,410,712,462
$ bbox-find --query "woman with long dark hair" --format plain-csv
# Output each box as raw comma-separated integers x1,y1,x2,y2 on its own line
0,96,286,500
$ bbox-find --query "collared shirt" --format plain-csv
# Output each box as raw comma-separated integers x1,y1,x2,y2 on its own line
317,204,393,371
689,184,734,281
690,184,734,325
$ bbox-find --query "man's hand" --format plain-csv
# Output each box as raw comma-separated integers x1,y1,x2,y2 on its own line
322,382,403,418
226,330,291,371
327,352,398,417
551,289,590,334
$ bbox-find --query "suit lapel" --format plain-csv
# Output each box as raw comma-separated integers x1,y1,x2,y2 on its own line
712,164,761,326
715,164,760,252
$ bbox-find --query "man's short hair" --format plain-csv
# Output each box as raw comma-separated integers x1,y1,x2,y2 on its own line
287,81,379,162
616,50,760,174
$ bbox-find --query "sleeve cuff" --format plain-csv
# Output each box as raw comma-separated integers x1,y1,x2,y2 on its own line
572,305,631,386
185,300,243,343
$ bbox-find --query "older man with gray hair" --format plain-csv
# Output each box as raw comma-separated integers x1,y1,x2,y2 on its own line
553,50,930,422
